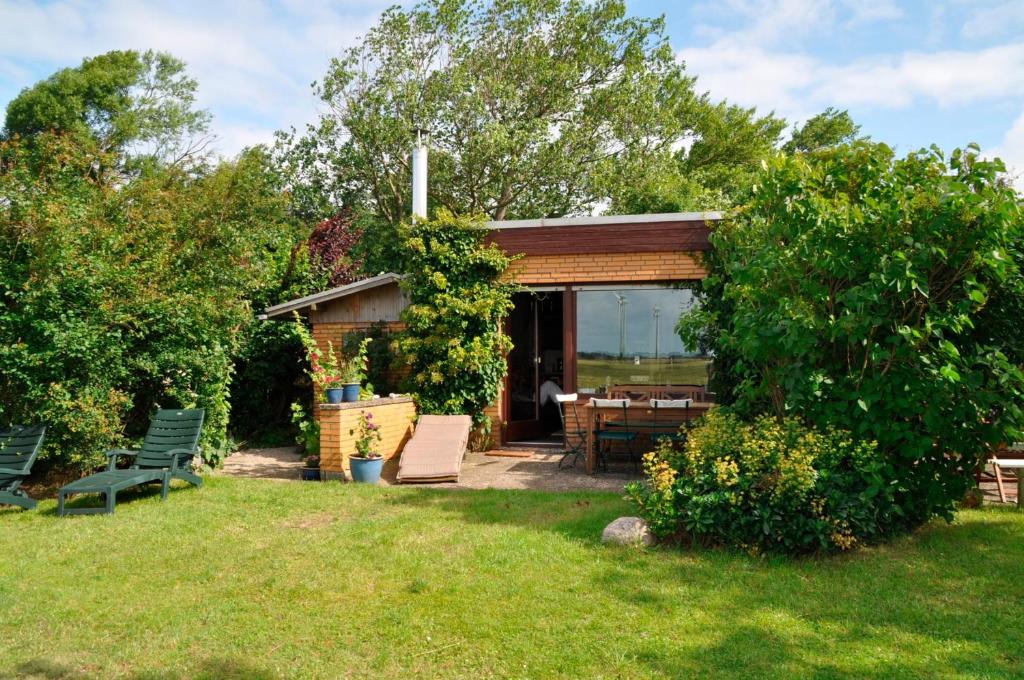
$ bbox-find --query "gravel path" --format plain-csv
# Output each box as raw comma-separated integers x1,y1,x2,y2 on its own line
220,446,637,492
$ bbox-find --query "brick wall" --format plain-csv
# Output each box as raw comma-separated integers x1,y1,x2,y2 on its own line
319,398,416,477
509,251,706,285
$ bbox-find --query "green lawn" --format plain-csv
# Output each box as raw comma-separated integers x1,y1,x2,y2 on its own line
1,478,1022,679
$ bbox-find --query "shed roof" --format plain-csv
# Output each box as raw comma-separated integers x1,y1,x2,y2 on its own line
482,211,722,230
260,273,403,319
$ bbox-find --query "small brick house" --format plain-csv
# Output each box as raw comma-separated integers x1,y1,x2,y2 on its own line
263,211,719,449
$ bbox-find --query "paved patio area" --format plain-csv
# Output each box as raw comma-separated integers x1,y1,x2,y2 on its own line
220,446,638,492
220,446,1022,504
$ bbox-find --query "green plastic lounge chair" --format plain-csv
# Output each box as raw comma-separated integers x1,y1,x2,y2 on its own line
0,425,46,511
58,409,204,516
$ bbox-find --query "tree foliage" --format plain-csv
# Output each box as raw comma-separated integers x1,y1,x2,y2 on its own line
4,50,212,172
282,0,700,225
0,130,298,470
307,207,366,287
396,211,516,431
683,142,1024,528
783,107,863,154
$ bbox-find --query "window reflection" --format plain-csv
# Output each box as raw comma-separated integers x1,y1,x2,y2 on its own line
576,287,709,392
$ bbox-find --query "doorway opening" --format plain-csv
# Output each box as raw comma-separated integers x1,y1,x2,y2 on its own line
505,291,564,443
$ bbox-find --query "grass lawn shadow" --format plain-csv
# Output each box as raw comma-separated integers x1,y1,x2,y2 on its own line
381,485,631,544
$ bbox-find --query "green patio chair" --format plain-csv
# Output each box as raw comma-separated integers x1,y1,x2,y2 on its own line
650,398,692,448
0,424,46,511
592,398,639,472
58,409,204,516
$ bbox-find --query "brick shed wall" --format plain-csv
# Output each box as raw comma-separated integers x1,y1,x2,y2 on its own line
319,397,416,477
509,251,706,285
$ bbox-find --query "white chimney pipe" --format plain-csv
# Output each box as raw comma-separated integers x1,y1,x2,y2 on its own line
412,128,428,222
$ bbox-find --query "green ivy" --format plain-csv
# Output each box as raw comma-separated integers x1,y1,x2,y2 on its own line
395,211,517,430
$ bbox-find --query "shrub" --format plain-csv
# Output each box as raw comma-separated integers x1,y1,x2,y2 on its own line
627,409,898,554
0,134,298,471
680,142,1024,529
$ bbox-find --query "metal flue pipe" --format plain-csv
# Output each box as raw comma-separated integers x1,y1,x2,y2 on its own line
412,128,429,222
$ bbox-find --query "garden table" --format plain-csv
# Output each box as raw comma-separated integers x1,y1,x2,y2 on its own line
583,400,714,474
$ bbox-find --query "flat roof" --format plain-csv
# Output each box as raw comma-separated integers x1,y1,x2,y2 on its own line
484,211,723,230
260,273,403,319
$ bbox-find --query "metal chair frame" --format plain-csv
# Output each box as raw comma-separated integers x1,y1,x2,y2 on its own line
554,393,588,470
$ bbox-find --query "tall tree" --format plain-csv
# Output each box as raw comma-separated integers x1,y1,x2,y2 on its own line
282,0,701,225
783,107,863,154
3,50,212,172
610,101,787,213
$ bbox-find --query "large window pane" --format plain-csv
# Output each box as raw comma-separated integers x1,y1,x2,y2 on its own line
575,287,709,393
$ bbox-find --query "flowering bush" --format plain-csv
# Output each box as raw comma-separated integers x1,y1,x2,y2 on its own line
350,411,382,459
626,409,898,555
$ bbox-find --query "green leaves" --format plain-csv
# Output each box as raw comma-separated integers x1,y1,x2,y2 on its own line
699,140,1024,530
395,211,516,432
0,133,298,471
283,0,699,224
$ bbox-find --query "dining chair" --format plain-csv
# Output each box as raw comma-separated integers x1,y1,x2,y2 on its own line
591,398,638,472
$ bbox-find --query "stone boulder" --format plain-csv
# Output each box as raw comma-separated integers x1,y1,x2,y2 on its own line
601,516,655,547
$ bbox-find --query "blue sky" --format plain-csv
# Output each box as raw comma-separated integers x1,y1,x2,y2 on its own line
1,0,1022,187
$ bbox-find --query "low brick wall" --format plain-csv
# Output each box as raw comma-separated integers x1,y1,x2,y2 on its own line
319,397,416,478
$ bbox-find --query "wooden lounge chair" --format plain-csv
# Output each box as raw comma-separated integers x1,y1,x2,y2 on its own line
397,415,472,483
58,409,204,516
0,425,46,511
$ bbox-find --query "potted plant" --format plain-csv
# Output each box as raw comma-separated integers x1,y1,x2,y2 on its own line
302,454,321,481
340,338,372,402
295,313,347,403
348,410,384,483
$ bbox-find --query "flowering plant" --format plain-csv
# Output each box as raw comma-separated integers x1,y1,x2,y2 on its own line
341,337,372,385
349,410,383,459
294,313,372,389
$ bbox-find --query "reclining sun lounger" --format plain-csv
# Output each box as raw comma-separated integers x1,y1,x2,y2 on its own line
0,424,46,511
58,409,204,516
397,415,472,483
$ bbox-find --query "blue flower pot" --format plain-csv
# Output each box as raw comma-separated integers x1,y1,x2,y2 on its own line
342,383,361,402
349,456,384,484
324,387,344,404
302,468,321,481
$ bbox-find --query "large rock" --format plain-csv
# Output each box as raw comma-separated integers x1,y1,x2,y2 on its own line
601,516,655,546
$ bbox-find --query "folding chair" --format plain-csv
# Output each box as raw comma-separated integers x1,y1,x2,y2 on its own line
554,393,587,469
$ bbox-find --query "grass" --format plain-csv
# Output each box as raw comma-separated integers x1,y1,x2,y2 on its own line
577,356,711,389
1,478,1023,679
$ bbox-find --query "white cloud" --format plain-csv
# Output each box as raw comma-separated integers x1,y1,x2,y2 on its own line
680,30,1024,125
814,44,1024,109
0,0,388,156
961,1,1024,40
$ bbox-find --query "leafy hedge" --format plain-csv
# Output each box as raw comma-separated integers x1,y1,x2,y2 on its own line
627,410,898,554
675,143,1023,538
0,134,299,470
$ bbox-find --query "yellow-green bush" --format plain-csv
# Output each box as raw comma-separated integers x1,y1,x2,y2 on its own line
626,409,898,554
